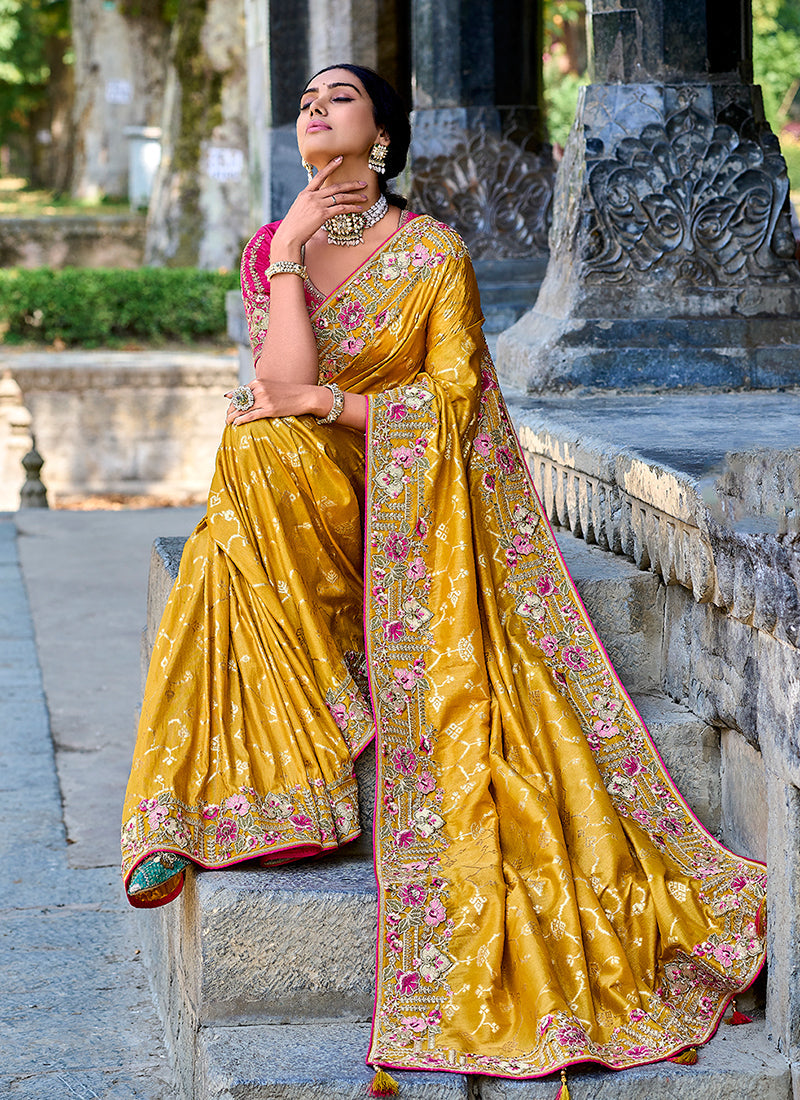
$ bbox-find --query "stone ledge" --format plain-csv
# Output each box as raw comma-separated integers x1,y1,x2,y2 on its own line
194,1016,788,1100
509,403,799,648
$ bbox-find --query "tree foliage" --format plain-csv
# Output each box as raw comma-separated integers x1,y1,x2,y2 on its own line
752,0,800,131
0,0,71,147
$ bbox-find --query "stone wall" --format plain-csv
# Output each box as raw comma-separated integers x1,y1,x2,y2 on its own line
0,216,146,270
5,352,237,502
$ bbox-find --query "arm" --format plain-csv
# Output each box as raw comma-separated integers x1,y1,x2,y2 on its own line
230,157,368,429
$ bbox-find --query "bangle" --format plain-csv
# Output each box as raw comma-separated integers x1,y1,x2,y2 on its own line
266,261,307,281
315,382,345,425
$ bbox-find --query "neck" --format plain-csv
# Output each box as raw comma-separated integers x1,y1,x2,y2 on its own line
319,156,382,204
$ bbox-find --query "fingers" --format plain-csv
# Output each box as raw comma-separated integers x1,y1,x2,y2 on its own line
308,155,343,187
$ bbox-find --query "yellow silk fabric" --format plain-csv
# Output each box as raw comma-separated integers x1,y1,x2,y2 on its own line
122,214,765,1079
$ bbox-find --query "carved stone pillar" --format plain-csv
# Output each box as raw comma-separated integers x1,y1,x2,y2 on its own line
407,0,554,334
498,0,800,392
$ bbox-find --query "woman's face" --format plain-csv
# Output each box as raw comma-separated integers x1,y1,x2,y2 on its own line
297,68,386,169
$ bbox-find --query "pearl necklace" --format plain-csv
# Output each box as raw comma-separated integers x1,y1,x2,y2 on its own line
325,194,389,247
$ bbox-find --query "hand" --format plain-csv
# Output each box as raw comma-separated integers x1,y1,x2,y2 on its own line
270,156,368,255
224,379,327,425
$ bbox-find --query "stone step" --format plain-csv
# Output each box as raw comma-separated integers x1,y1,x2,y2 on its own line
192,1016,789,1100
138,702,721,1044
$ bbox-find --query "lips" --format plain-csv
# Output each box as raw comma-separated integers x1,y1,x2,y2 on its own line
306,122,331,133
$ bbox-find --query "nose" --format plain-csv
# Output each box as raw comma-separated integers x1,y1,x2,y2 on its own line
309,99,326,115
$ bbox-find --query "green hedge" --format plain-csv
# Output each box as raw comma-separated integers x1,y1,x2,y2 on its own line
0,267,240,347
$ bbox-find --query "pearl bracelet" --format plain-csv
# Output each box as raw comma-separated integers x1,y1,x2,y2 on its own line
315,382,345,425
265,261,307,281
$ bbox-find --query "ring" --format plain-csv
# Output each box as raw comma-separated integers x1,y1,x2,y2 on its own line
330,194,337,206
230,385,255,412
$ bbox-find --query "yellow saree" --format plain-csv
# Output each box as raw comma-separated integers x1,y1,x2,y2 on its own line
122,213,766,1080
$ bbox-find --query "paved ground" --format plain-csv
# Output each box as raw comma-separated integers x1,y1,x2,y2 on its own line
1,505,202,1098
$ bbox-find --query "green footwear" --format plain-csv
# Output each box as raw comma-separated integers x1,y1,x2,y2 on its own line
128,852,190,896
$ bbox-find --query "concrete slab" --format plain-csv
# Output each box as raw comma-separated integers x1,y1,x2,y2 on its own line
15,505,204,868
0,515,173,1098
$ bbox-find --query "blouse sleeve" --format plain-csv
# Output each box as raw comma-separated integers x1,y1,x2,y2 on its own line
239,222,278,362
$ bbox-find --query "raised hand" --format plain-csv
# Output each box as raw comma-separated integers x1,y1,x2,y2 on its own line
270,157,367,258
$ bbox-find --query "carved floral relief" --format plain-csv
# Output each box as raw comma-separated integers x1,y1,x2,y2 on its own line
583,90,800,286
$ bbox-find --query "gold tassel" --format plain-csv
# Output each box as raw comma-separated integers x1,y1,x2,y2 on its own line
724,1000,753,1025
556,1068,570,1099
368,1067,400,1096
669,1047,698,1065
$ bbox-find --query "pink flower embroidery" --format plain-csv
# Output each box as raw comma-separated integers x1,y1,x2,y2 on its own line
291,813,313,829
424,897,446,926
147,805,168,828
496,447,515,473
416,771,435,794
539,635,558,657
481,368,497,392
386,932,403,954
473,433,491,457
330,703,349,729
385,620,405,640
396,969,420,994
224,793,251,816
139,797,158,813
391,446,416,468
563,644,589,670
414,517,429,538
372,584,388,608
385,533,410,561
388,402,408,420
629,1008,647,1022
537,575,556,597
394,667,416,691
403,1015,428,1034
407,557,427,581
658,816,684,837
626,1045,652,1058
374,310,387,328
215,819,237,846
338,300,366,329
339,336,365,356
592,719,619,738
393,829,416,848
483,473,496,490
731,874,747,892
411,244,430,266
561,603,580,623
538,1015,553,1036
505,546,518,568
400,884,426,906
427,1008,442,1026
412,437,428,457
622,755,643,776
633,808,650,825
202,804,220,819
512,534,534,555
419,734,432,754
393,747,417,775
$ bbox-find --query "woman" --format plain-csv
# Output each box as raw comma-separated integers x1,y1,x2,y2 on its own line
122,65,766,1092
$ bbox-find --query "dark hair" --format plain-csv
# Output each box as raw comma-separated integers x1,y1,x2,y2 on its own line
307,63,411,208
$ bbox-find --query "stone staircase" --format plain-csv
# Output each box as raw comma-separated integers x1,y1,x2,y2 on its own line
138,530,791,1100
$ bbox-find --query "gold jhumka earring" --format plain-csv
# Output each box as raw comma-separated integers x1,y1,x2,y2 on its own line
368,142,388,174
302,158,314,183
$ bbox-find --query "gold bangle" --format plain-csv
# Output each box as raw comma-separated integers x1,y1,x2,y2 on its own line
315,382,345,425
266,261,307,281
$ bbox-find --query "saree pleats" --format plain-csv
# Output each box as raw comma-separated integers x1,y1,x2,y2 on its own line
122,416,373,899
123,214,766,1078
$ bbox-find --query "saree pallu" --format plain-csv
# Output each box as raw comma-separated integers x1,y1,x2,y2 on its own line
121,213,766,1079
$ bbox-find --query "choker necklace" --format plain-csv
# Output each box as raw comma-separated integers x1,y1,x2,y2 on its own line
325,194,388,247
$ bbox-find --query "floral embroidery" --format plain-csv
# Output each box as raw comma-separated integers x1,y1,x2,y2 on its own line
122,769,360,873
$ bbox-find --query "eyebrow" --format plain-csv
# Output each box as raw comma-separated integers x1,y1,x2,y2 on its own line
300,81,362,100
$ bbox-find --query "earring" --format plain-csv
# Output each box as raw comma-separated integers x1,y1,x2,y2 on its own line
368,142,388,175
302,158,314,183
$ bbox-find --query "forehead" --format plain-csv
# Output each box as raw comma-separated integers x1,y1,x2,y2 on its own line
302,69,367,96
